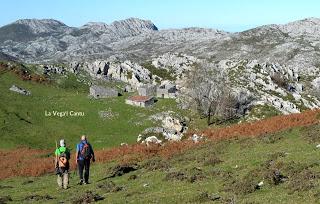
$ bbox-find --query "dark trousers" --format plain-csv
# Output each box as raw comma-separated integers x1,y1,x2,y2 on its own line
78,159,90,182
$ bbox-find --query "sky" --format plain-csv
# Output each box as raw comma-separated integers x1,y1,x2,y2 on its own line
1,0,320,32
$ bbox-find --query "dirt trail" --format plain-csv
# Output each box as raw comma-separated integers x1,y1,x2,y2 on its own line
1,109,319,180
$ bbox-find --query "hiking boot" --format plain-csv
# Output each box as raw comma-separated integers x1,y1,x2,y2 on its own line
78,180,83,185
84,181,90,185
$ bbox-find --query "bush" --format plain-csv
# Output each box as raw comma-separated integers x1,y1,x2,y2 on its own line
58,74,88,91
271,73,288,89
142,62,175,81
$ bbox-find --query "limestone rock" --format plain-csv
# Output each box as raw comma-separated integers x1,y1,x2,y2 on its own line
142,136,162,146
9,85,31,95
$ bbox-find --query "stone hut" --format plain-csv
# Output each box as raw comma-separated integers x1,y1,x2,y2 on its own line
137,84,156,97
156,83,177,98
125,96,154,107
89,85,119,99
124,85,134,93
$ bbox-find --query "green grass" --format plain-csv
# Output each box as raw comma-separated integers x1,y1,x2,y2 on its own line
2,125,320,203
245,104,281,120
141,61,175,81
0,71,191,150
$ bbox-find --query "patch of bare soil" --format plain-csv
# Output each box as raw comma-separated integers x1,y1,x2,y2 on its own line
72,191,104,204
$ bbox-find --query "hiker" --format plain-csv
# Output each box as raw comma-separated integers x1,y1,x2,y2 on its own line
76,135,95,185
55,139,70,189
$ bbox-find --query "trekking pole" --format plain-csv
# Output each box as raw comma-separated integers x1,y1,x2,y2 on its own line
54,140,58,173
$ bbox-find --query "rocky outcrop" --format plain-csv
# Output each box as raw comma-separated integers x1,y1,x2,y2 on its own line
139,111,188,142
9,85,31,95
183,59,320,115
70,59,152,88
137,135,162,146
151,53,199,76
42,64,66,75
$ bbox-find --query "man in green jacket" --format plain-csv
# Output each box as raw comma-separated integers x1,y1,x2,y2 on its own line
55,139,70,189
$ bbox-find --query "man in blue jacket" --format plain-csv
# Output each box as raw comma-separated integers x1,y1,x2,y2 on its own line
76,135,95,185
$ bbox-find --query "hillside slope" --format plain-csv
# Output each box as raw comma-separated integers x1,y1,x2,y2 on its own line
0,63,189,150
1,123,320,203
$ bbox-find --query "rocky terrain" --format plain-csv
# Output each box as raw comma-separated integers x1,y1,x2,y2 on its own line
2,17,320,118
1,17,320,70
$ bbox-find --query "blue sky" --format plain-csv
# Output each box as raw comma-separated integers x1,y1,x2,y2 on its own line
1,0,320,32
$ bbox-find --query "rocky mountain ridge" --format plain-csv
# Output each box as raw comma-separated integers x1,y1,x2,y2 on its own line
1,17,320,73
13,19,70,34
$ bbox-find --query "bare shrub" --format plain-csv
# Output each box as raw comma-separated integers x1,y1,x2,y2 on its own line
271,72,288,89
179,62,249,125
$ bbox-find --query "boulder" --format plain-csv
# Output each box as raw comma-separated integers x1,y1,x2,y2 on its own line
142,136,162,146
163,116,184,133
144,111,188,142
190,134,204,143
163,131,183,141
9,85,31,96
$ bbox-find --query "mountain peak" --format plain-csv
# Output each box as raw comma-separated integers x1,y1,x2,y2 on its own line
80,17,158,37
279,17,320,37
14,18,65,25
111,17,158,31
13,18,68,34
300,17,320,23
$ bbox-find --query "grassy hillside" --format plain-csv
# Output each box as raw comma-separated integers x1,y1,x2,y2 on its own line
1,124,320,203
3,61,320,203
0,70,191,150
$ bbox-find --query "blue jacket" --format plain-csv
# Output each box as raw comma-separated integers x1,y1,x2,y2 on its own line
76,141,94,160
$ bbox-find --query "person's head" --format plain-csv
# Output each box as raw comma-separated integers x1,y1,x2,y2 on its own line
81,135,87,142
59,139,65,147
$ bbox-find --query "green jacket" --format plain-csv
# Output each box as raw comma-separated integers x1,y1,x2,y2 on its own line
55,146,70,160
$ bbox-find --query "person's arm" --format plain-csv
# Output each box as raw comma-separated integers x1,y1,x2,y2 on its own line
66,148,71,160
55,155,58,167
90,143,95,162
75,144,79,164
54,149,58,167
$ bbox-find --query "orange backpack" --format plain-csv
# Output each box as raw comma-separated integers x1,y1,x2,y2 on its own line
58,152,69,168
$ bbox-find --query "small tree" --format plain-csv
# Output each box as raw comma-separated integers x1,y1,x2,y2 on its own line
180,62,240,125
